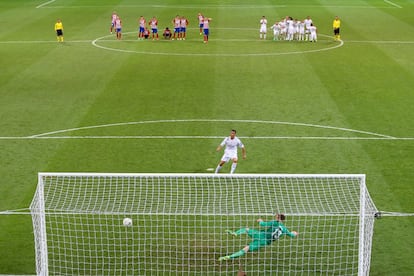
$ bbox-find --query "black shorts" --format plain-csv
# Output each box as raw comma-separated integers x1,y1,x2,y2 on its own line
56,29,63,36
334,28,340,35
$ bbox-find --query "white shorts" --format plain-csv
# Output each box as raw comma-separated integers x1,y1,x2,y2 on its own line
221,152,238,163
260,26,267,33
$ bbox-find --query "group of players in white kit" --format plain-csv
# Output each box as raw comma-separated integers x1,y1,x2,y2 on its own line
260,15,318,42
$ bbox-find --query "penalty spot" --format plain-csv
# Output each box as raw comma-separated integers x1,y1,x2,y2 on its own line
206,168,214,171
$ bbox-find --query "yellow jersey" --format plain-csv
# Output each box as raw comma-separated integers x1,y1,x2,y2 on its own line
333,19,340,29
55,22,63,31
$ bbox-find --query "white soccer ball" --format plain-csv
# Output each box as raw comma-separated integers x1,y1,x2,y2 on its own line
123,217,133,227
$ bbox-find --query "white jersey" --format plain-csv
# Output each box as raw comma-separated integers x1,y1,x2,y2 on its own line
260,18,267,33
220,136,244,159
279,21,287,34
308,25,317,41
287,19,296,34
304,18,313,32
298,22,305,34
271,23,280,34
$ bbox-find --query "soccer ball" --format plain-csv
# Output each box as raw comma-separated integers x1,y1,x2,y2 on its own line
123,217,133,227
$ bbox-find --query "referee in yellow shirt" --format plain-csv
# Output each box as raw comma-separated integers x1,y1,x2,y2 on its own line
333,16,341,41
54,19,64,42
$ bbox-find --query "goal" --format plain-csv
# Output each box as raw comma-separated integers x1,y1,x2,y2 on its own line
30,173,378,275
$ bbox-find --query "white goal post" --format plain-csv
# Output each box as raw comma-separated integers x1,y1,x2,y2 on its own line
30,173,378,275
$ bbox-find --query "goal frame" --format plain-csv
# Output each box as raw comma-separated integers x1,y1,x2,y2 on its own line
30,172,375,276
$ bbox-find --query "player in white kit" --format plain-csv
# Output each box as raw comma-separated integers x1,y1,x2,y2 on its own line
215,130,246,174
308,23,317,42
270,21,280,41
304,16,313,41
259,16,267,40
298,20,305,41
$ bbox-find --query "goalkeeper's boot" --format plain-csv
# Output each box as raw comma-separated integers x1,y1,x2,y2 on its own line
225,230,237,237
218,255,230,261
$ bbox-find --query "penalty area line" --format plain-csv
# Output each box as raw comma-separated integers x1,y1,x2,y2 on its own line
36,0,56,9
384,0,402,8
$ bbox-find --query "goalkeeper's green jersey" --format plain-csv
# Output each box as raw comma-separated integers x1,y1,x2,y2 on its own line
259,220,296,243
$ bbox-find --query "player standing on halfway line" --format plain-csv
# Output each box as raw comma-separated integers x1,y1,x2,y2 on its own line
180,16,189,40
202,16,212,43
219,213,298,261
333,15,341,41
138,16,146,40
54,18,64,42
308,23,317,42
110,11,117,34
215,129,246,174
114,16,122,40
304,15,313,41
198,12,204,35
259,15,268,40
149,16,159,40
172,15,181,40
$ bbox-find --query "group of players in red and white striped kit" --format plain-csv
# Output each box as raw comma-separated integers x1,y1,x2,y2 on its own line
109,11,212,43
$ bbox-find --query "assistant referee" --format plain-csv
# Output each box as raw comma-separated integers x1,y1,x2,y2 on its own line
333,16,341,41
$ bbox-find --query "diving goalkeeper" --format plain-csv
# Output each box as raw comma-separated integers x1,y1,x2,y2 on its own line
218,213,298,261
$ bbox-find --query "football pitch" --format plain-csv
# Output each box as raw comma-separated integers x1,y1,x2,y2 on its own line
0,0,413,275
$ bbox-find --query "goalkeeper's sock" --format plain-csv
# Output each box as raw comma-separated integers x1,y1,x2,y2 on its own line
230,163,237,174
225,230,237,236
229,249,246,259
218,255,230,261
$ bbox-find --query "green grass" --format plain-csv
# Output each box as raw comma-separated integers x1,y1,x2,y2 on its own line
0,0,413,275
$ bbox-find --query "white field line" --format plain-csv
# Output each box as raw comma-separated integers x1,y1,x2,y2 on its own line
345,40,413,44
35,4,396,9
90,32,344,56
0,136,412,140
0,119,411,140
384,0,402,8
0,40,91,44
36,0,56,9
1,37,412,46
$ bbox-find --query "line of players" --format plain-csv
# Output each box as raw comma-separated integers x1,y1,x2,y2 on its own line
260,15,318,42
110,12,212,43
137,14,190,40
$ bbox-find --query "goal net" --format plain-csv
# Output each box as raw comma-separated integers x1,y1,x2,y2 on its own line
30,173,377,275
